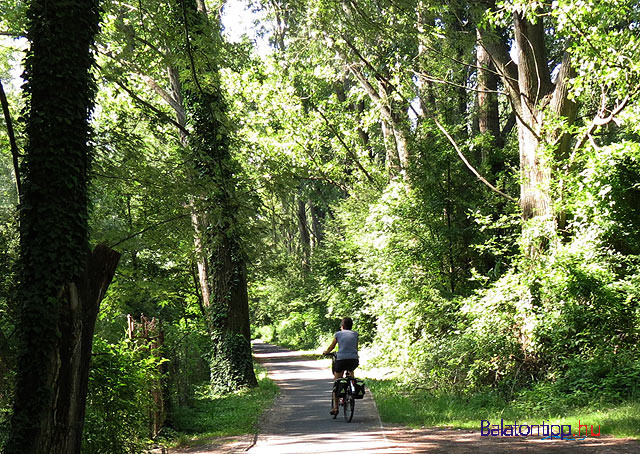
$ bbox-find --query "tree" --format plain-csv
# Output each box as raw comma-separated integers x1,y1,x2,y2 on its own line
172,0,257,391
477,2,577,250
4,0,120,452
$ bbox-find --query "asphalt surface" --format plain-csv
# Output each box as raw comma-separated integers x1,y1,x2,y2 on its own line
247,341,402,454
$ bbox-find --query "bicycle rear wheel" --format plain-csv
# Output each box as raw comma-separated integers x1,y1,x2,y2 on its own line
343,393,355,422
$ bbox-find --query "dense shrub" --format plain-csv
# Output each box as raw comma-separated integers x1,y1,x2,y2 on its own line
82,338,160,454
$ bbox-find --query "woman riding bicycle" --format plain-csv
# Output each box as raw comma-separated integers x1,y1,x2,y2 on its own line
323,317,359,416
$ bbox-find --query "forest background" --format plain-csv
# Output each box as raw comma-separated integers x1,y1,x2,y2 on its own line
1,0,640,452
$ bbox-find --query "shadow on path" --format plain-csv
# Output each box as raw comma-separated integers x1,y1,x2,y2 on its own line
247,341,400,453
169,342,640,453
247,342,640,454
384,427,640,453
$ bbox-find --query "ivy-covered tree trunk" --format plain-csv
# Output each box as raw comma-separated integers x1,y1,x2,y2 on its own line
5,1,121,453
186,88,257,392
174,0,257,392
166,64,214,309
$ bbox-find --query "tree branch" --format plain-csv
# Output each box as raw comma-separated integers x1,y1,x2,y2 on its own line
140,74,185,117
434,118,517,203
413,70,505,96
110,77,190,136
573,92,632,152
312,104,377,186
0,80,22,199
476,29,520,99
109,213,190,248
341,34,517,198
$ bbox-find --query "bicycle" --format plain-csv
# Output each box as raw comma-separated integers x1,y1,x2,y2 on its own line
325,352,356,422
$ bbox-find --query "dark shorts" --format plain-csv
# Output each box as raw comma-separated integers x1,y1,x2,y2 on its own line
333,358,359,374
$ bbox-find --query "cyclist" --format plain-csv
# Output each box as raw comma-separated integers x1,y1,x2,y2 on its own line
323,317,359,416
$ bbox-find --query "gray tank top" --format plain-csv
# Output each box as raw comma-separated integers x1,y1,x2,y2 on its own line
335,330,359,360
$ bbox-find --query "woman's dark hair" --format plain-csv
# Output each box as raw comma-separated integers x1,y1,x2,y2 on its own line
341,317,353,330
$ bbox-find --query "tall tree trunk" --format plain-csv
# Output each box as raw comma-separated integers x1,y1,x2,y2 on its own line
513,10,554,223
476,29,502,153
478,6,577,253
174,0,256,392
4,1,121,453
309,198,324,249
297,196,311,269
167,65,212,308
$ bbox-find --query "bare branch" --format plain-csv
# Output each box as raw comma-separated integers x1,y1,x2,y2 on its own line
140,74,184,116
573,92,632,152
413,70,505,96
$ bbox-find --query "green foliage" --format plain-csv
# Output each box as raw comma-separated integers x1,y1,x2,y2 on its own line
367,377,640,438
4,0,640,445
249,256,336,350
571,141,640,255
0,1,27,36
83,338,160,454
166,365,277,444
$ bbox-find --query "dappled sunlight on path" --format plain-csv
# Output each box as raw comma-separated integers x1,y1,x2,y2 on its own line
167,342,640,453
384,427,640,453
245,342,640,454
247,341,403,453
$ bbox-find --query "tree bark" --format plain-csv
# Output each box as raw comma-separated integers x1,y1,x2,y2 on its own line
174,0,256,392
297,196,311,269
8,245,120,454
4,0,119,452
476,29,502,152
512,10,554,222
167,64,213,308
478,7,577,241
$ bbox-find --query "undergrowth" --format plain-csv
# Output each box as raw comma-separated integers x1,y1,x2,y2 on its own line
366,378,640,438
161,365,278,448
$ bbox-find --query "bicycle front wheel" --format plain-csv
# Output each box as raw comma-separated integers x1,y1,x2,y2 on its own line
343,394,355,422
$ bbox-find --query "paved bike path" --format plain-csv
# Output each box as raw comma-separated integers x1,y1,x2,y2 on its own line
247,341,403,454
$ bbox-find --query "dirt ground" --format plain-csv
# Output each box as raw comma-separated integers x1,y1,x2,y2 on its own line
159,426,640,454
383,426,640,453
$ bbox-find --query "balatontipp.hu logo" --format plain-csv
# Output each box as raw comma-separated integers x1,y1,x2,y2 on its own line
480,419,601,441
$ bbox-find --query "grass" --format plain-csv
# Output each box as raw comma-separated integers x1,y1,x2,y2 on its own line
366,378,640,439
164,364,278,448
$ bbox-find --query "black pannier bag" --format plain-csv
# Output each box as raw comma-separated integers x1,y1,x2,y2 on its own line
353,379,366,399
334,378,348,397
